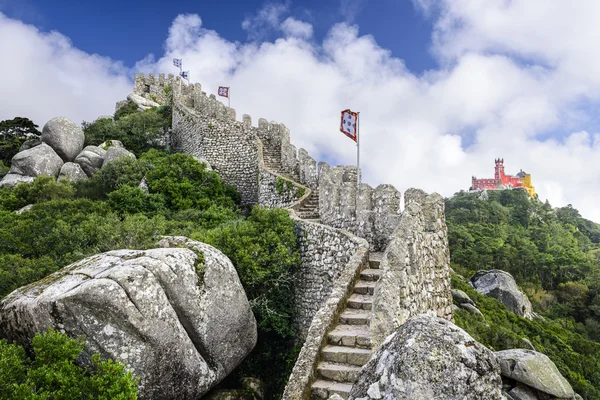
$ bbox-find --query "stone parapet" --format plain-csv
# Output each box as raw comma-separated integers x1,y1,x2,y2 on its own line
282,214,369,400
370,190,454,348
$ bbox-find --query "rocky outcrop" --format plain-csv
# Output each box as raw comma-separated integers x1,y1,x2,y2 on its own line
58,162,88,181
0,143,64,188
127,93,160,111
0,237,257,400
104,146,136,165
19,139,41,152
348,314,503,400
496,349,574,399
470,270,533,319
74,145,106,176
452,289,475,305
0,173,34,187
41,117,85,162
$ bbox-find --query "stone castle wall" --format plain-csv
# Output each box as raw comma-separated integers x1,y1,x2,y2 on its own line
318,164,403,251
370,188,454,348
127,74,454,399
293,219,364,339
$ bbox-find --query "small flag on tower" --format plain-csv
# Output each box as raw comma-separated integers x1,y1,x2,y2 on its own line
340,109,358,142
180,71,189,80
218,86,230,98
173,58,182,68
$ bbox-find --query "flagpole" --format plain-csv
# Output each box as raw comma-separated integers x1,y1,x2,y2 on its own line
228,87,231,108
356,112,360,205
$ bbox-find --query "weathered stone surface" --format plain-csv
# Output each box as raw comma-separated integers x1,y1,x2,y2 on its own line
452,289,475,305
370,192,453,348
74,145,106,176
496,349,574,399
507,383,538,400
349,314,503,400
127,93,160,111
58,162,88,181
8,143,63,178
521,338,536,351
460,303,485,318
470,270,533,319
0,173,34,188
103,146,136,165
15,204,33,214
0,237,257,400
99,140,124,150
41,117,85,162
19,139,41,152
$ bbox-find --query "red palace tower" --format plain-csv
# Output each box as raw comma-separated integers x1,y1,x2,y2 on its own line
470,158,536,197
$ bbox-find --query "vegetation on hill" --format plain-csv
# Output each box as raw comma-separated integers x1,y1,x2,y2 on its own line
0,110,300,398
447,190,600,399
0,117,41,170
0,329,139,399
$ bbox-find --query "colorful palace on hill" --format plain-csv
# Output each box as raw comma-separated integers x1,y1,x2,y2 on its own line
470,158,536,197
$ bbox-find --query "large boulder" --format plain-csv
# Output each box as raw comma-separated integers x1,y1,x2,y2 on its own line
74,145,106,176
0,173,34,188
0,237,257,400
470,270,534,319
58,162,88,181
348,314,503,400
103,146,136,165
127,93,160,111
496,349,574,399
41,117,85,162
8,143,63,178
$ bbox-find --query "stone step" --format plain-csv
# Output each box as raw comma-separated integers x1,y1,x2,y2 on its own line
339,309,371,325
328,324,371,348
347,294,373,310
354,281,376,295
321,345,372,366
369,252,383,269
317,362,362,383
360,269,382,282
311,380,352,400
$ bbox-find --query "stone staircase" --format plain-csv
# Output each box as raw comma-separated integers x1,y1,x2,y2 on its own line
297,192,319,220
310,252,383,399
261,144,299,181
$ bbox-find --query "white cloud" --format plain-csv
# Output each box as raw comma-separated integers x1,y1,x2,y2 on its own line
4,3,600,222
0,13,130,128
242,2,289,40
280,17,313,39
138,6,600,222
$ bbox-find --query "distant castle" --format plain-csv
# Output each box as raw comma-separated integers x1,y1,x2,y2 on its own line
471,158,536,197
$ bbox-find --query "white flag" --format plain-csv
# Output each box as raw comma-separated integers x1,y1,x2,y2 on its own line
180,71,189,80
173,58,182,68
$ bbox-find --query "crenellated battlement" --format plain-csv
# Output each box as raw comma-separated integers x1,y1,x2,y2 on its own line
120,74,452,400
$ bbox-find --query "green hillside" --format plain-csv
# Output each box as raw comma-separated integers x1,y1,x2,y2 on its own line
447,190,600,399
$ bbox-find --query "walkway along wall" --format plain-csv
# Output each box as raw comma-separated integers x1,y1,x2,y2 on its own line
128,74,453,399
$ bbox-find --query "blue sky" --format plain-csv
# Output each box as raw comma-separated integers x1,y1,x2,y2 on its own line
2,1,600,221
0,0,436,74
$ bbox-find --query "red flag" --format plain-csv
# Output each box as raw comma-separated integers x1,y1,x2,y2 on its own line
340,109,358,142
218,86,229,98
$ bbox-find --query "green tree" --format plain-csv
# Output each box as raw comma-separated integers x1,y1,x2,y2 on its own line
0,329,138,399
83,106,171,155
0,117,41,165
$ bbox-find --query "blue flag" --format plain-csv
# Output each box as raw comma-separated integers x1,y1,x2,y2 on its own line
180,71,189,80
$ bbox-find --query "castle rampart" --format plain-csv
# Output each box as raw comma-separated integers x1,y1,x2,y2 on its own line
125,74,454,400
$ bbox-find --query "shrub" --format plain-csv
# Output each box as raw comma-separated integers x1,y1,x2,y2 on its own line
0,329,138,399
197,206,300,398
